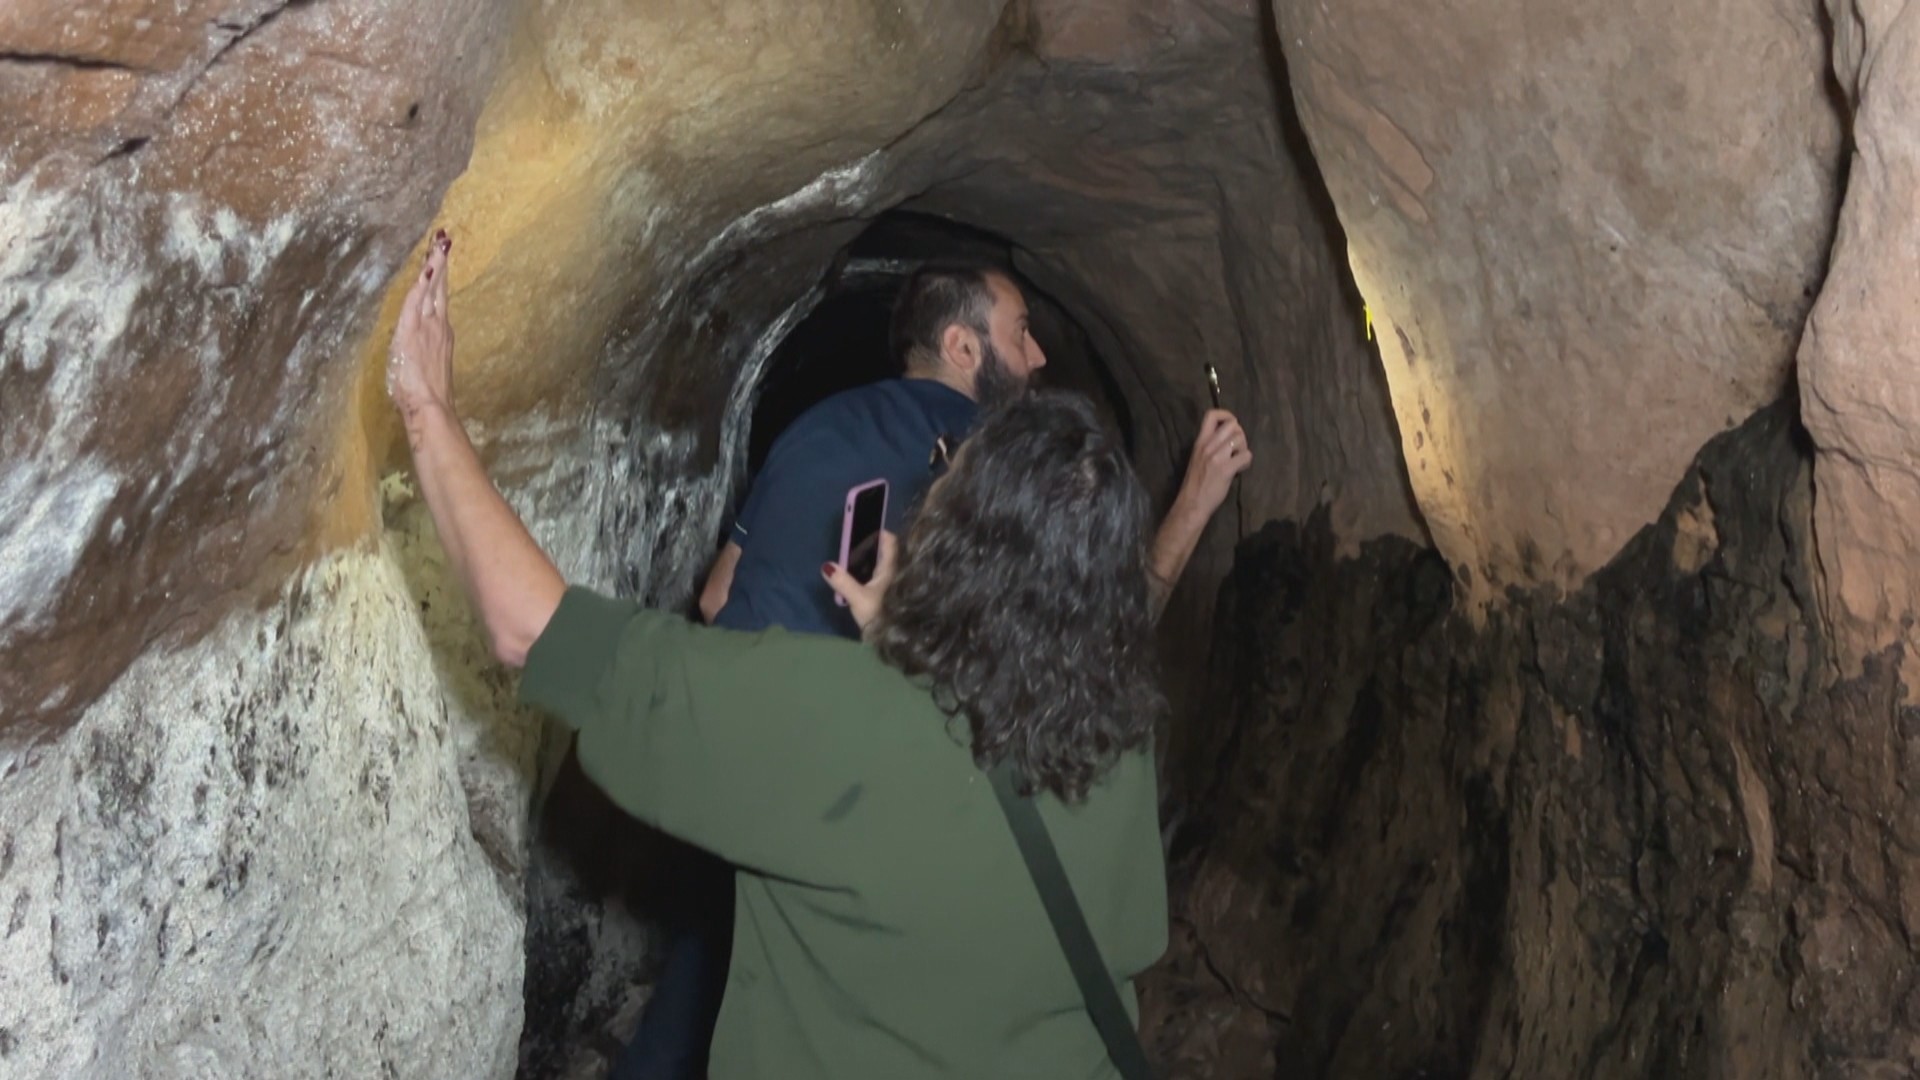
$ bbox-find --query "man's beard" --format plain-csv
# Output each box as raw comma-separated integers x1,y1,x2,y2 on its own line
974,338,1027,411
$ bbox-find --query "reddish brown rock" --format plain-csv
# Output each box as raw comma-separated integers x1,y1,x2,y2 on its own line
1,0,507,734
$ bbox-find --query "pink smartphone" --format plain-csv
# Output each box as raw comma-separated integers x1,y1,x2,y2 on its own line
836,478,889,607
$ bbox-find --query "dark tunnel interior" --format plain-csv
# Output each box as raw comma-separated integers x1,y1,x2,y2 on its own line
744,210,1135,482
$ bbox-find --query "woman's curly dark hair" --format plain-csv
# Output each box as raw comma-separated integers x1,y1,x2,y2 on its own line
869,391,1167,802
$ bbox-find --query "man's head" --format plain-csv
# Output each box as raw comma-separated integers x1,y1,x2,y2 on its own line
889,261,1048,409
868,390,1165,803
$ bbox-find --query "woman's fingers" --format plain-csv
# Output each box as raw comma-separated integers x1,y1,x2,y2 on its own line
1198,410,1243,454
821,563,871,624
387,226,457,410
1208,422,1245,460
428,230,451,317
822,530,899,631
870,531,900,588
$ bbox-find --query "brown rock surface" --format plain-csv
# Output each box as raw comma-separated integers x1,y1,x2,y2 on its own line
1798,0,1920,685
1274,0,1844,601
1148,405,1920,1078
1,0,507,733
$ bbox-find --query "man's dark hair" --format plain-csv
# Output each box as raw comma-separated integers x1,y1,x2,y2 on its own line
889,261,1003,371
870,391,1166,802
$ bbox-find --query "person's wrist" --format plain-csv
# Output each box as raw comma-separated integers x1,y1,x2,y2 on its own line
1169,487,1216,529
402,396,459,446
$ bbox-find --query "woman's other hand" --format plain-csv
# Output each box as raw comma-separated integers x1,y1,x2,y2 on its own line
824,530,899,632
387,228,455,427
1174,408,1253,520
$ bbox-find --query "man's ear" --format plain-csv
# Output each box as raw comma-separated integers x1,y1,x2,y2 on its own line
940,322,981,373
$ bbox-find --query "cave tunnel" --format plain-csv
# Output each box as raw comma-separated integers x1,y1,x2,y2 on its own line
3,0,1919,1078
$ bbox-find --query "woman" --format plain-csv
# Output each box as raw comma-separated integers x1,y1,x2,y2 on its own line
387,232,1168,1078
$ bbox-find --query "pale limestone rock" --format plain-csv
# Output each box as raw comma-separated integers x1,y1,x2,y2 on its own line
0,548,526,1079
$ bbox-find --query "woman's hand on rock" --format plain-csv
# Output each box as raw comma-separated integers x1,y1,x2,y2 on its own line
387,228,456,426
824,531,899,633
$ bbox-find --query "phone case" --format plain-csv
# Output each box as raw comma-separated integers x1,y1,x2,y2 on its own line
836,478,889,607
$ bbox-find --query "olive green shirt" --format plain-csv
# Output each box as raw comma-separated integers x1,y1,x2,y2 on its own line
520,586,1168,1079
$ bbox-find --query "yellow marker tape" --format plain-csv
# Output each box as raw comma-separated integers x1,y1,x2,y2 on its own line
1364,303,1374,342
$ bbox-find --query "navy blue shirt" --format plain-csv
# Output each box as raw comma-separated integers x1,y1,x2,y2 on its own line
714,378,978,639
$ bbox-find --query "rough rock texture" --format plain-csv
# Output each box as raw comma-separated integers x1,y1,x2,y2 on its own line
0,546,524,1078
1274,0,1845,601
1146,402,1920,1078
0,2,532,1076
892,0,1424,551
1798,0,1920,685
1,0,509,734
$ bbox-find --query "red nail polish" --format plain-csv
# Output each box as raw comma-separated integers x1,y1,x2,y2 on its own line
821,563,835,577
425,266,434,280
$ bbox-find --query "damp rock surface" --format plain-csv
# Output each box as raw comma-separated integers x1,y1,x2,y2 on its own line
1147,404,1920,1079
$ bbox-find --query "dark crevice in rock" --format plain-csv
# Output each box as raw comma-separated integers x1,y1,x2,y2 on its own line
518,749,663,1079
0,51,148,73
206,0,308,66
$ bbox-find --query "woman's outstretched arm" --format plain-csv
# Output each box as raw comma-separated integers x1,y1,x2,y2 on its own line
1148,409,1252,620
388,230,565,667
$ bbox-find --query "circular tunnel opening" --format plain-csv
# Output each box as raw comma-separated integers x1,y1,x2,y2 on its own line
520,208,1156,1079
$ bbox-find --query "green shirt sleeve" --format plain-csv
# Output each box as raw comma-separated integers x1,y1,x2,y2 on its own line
519,585,881,886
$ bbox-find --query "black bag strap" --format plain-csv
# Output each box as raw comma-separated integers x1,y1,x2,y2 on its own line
988,762,1157,1080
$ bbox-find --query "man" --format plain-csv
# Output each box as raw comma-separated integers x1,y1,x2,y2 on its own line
698,261,1045,636
702,261,1252,634
614,261,1252,1079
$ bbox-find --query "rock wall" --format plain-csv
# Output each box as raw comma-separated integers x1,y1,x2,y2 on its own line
1,0,509,734
1147,402,1920,1078
1798,0,1920,687
1,2,526,1076
0,544,525,1078
1274,0,1845,601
